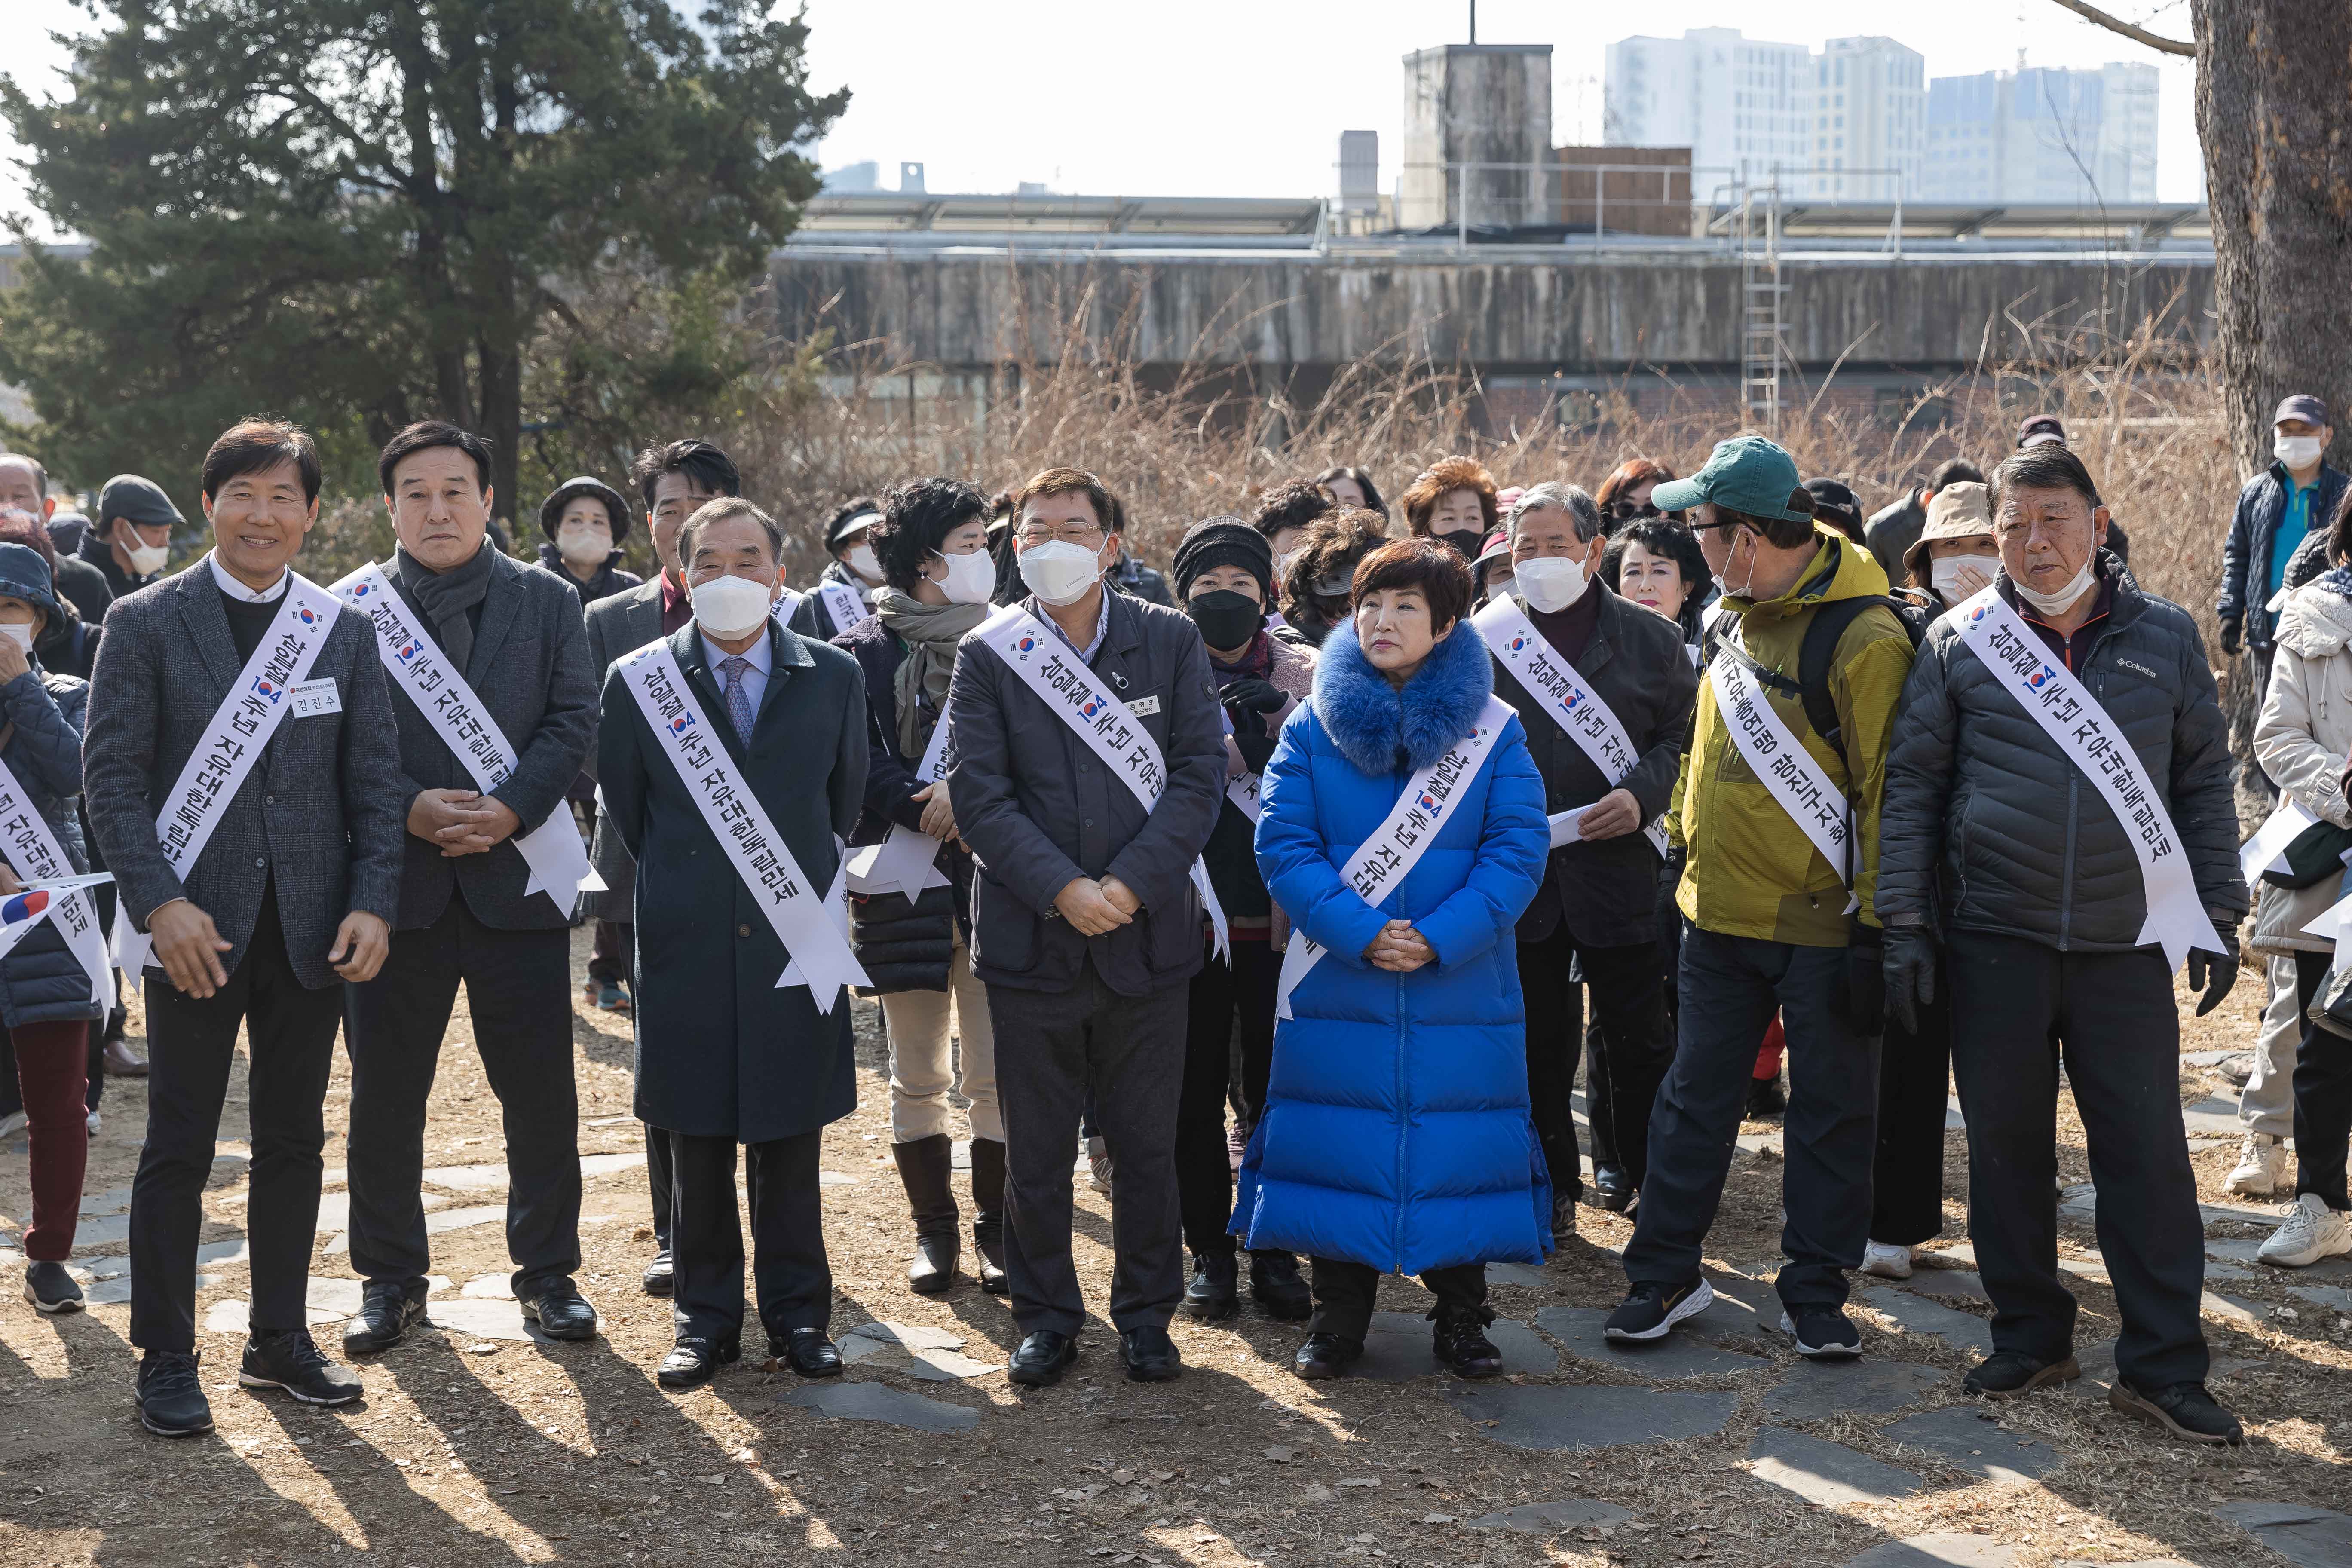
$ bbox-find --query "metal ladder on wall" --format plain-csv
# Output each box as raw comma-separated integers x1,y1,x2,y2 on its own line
1736,182,1785,436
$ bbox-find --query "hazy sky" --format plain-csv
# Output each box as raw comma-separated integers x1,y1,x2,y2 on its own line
0,0,2204,236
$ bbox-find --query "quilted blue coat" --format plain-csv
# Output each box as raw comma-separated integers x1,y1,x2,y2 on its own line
1234,618,1553,1274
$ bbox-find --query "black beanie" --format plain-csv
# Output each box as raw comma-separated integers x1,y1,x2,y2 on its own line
1171,516,1274,600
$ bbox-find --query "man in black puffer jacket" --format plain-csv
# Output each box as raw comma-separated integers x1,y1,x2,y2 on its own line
1880,442,2248,1447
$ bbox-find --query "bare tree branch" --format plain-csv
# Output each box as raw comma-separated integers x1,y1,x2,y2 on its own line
2047,0,2196,57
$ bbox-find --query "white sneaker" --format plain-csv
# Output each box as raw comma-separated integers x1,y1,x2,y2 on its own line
2259,1192,2352,1268
0,1110,25,1139
85,1110,100,1134
2228,1133,2289,1197
1862,1240,1913,1280
1086,1136,1113,1194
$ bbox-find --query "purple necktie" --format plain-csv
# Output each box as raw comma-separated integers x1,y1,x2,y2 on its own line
720,655,753,741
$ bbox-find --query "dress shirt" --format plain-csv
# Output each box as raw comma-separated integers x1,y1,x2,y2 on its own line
207,550,289,604
701,625,775,716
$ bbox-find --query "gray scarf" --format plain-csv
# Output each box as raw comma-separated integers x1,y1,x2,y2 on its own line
395,540,496,673
875,587,985,759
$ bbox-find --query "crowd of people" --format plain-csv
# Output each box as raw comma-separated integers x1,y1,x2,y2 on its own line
0,398,2294,1454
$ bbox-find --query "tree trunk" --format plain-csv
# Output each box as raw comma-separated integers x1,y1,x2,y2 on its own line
2193,1,2352,476
478,329,522,530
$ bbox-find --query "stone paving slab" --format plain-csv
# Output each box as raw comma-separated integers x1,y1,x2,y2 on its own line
1466,1498,1635,1532
1859,1287,1995,1356
1446,1381,1740,1452
77,1183,136,1218
2290,1284,2352,1313
426,1298,552,1343
1763,1359,1947,1421
1482,1262,1550,1290
1880,1407,2064,1485
1533,1306,1769,1380
88,1272,208,1305
1899,1271,1993,1304
837,1321,1004,1381
1354,1311,1556,1381
2213,1502,2352,1568
1842,1536,2021,1568
781,1381,980,1433
1747,1427,1923,1508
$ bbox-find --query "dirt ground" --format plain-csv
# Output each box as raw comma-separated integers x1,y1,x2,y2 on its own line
2,929,2347,1568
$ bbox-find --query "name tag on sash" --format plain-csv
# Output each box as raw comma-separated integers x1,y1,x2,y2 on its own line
288,677,340,717
114,565,343,987
972,604,1230,959
1274,695,1514,1019
331,563,601,911
1952,585,2225,971
619,641,868,1010
1705,643,1857,910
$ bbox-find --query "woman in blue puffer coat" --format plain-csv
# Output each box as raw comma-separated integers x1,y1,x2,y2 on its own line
1235,536,1550,1382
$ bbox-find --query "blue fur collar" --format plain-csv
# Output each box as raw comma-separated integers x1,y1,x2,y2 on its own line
1309,618,1495,775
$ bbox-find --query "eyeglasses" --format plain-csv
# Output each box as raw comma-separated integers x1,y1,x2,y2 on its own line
1015,525,1106,547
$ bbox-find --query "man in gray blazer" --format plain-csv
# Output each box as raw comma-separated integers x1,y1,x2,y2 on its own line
338,422,600,1356
946,466,1223,1389
86,418,404,1436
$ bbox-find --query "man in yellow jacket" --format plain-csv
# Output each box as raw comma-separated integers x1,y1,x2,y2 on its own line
1603,435,1915,1360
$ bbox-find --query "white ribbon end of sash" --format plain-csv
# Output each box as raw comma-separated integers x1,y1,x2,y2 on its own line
112,901,149,994
2303,887,2352,946
845,825,951,901
1548,808,1586,849
2242,798,2319,885
778,861,868,1013
2145,901,2227,975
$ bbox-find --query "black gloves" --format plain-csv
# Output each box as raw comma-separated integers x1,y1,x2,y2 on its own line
1838,918,1886,1037
1883,924,1939,1035
2188,916,2242,1018
2220,619,2242,657
1222,677,1286,773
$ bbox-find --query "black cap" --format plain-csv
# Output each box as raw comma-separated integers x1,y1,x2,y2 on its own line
1801,478,1865,540
2016,414,2067,450
2276,394,2331,429
97,474,184,531
0,541,60,622
1171,517,1274,600
537,475,633,544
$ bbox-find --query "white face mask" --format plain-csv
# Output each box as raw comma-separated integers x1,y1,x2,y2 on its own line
2278,434,2326,470
1017,539,1105,607
689,573,775,639
124,538,169,574
0,624,32,653
1929,554,1994,606
931,547,996,606
1513,554,1589,614
555,523,609,567
2011,556,2098,616
845,542,883,585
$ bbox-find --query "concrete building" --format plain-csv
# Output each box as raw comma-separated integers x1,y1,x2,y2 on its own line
1400,43,1553,230
1605,29,1813,190
1924,64,2159,204
1803,37,1923,202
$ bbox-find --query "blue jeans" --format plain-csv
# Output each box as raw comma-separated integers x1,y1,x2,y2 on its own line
1622,923,1879,1311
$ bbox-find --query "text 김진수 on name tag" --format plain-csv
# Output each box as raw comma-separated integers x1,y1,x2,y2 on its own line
287,677,341,717
1124,694,1161,717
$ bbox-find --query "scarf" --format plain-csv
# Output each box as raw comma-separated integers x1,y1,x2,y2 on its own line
2316,564,2352,603
876,586,986,759
395,539,496,674
1208,629,1274,681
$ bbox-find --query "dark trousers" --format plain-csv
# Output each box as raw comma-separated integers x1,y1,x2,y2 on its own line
1624,924,1878,1311
1946,928,2207,1389
2289,949,2351,1208
13,1020,91,1260
1308,1257,1486,1342
131,891,342,1353
1176,938,1278,1256
1520,925,1671,1201
667,1126,830,1343
619,930,672,1253
344,899,580,1295
1872,972,1953,1248
989,956,1187,1336
590,919,631,986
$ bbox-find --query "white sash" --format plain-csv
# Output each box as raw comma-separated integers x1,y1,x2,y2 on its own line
114,568,341,985
771,587,807,628
618,640,867,1011
845,713,956,901
1952,585,2225,971
971,604,1230,959
1274,694,1514,1020
1225,769,1263,824
0,753,113,1008
817,580,873,637
1474,597,1671,857
331,564,600,911
1705,644,1856,903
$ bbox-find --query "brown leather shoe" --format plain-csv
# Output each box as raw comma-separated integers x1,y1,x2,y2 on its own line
102,1037,149,1078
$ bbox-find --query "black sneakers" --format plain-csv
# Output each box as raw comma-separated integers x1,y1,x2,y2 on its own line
136,1350,213,1437
24,1259,83,1314
239,1328,363,1406
1604,1278,1715,1342
2111,1378,2246,1446
1182,1251,1240,1321
1963,1350,2081,1398
1292,1332,1363,1381
1431,1307,1505,1378
1248,1251,1313,1320
341,1280,426,1355
1779,1306,1862,1359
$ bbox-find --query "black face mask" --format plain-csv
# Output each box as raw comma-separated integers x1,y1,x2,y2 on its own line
1186,588,1264,652
1437,529,1484,560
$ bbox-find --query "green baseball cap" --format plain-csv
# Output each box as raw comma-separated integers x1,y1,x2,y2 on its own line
1650,435,1811,522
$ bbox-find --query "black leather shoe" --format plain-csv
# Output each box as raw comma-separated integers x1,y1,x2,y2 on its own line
240,1329,363,1406
1182,1251,1240,1320
1293,1332,1364,1381
520,1281,599,1341
1431,1309,1504,1379
774,1327,843,1378
1119,1325,1183,1382
1008,1329,1079,1387
657,1335,739,1390
341,1281,426,1356
1248,1251,1313,1321
1592,1165,1635,1213
136,1350,213,1436
641,1248,674,1298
